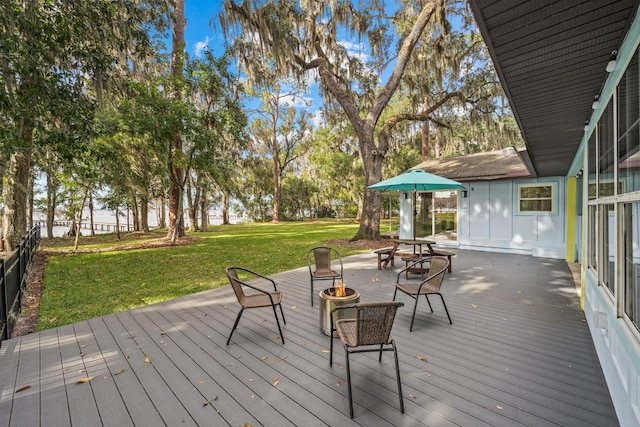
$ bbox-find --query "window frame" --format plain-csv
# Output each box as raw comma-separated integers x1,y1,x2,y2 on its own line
516,183,557,214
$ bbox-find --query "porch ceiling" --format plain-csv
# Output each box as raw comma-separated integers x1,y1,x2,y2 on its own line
469,0,639,177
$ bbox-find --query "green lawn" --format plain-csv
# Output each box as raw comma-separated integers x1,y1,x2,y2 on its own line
36,221,379,330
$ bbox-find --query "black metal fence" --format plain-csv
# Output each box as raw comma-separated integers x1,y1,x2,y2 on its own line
0,226,41,343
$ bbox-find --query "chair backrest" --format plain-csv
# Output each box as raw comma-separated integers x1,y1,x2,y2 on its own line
354,302,404,346
424,256,449,291
309,246,339,273
225,267,247,305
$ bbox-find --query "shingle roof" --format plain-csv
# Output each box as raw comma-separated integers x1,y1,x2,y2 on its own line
411,147,532,182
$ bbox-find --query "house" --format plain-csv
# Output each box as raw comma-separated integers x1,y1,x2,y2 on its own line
447,2,640,426
398,147,571,259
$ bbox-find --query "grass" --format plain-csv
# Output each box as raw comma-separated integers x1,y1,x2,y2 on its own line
36,220,383,330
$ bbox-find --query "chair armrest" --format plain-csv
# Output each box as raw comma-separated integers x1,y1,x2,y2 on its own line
330,303,359,315
395,256,433,282
232,267,279,292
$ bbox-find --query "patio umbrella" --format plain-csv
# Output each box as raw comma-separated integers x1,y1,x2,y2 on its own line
368,169,464,240
368,169,464,192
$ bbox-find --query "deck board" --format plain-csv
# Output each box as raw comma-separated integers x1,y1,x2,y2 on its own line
0,249,620,426
39,328,71,427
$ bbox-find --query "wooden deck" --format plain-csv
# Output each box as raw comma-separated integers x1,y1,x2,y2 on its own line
0,249,619,426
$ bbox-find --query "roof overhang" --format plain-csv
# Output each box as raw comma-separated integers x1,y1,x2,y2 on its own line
469,0,639,177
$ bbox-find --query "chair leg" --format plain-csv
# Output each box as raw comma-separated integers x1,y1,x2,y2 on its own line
329,331,334,366
424,294,434,312
392,341,404,414
278,303,286,325
392,288,398,300
410,294,419,332
310,279,314,306
378,344,384,362
271,303,285,344
345,348,354,418
226,308,245,345
438,293,452,324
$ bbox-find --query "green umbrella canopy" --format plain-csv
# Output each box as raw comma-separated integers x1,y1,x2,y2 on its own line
368,169,464,192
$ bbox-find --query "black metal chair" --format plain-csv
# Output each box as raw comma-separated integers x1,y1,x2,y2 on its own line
225,267,286,345
329,301,405,418
307,246,343,306
393,256,451,330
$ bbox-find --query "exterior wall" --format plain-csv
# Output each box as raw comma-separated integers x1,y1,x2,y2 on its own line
584,272,640,427
456,177,566,259
573,11,640,426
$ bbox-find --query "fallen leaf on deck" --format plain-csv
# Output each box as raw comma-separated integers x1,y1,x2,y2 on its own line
242,424,253,427
272,378,279,386
321,349,330,353
290,305,297,310
496,405,503,410
261,356,267,361
409,394,416,399
144,357,151,363
416,355,429,363
114,369,125,375
77,376,94,383
15,385,30,393
471,304,478,308
336,381,343,387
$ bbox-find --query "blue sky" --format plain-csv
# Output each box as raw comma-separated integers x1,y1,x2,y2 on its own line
184,0,225,57
183,1,326,124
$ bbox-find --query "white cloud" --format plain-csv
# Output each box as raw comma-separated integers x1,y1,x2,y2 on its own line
280,92,313,108
194,37,210,57
337,40,371,63
311,110,325,128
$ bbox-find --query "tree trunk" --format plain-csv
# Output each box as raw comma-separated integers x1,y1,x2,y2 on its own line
199,188,208,232
157,196,166,228
2,152,31,251
115,207,121,239
140,194,149,232
46,172,56,240
88,195,95,236
131,194,139,231
27,172,34,229
186,174,197,232
351,131,382,240
167,0,186,240
421,101,430,161
435,130,443,159
222,191,230,224
272,139,281,222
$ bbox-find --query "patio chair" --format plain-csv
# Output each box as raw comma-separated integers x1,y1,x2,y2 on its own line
225,267,286,345
329,301,405,418
393,256,451,330
307,246,344,306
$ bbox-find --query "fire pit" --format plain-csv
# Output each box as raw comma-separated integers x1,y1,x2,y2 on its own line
319,282,360,336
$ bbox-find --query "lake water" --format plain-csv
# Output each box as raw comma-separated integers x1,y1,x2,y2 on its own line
34,208,245,238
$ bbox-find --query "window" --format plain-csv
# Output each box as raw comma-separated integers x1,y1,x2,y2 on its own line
618,51,640,194
623,202,640,333
587,42,640,339
518,184,554,213
599,204,615,294
599,100,615,198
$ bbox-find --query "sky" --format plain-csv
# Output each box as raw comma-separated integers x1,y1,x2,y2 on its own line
182,0,325,124
184,0,225,58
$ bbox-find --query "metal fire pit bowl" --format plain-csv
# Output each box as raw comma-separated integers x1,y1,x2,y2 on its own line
319,287,360,336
